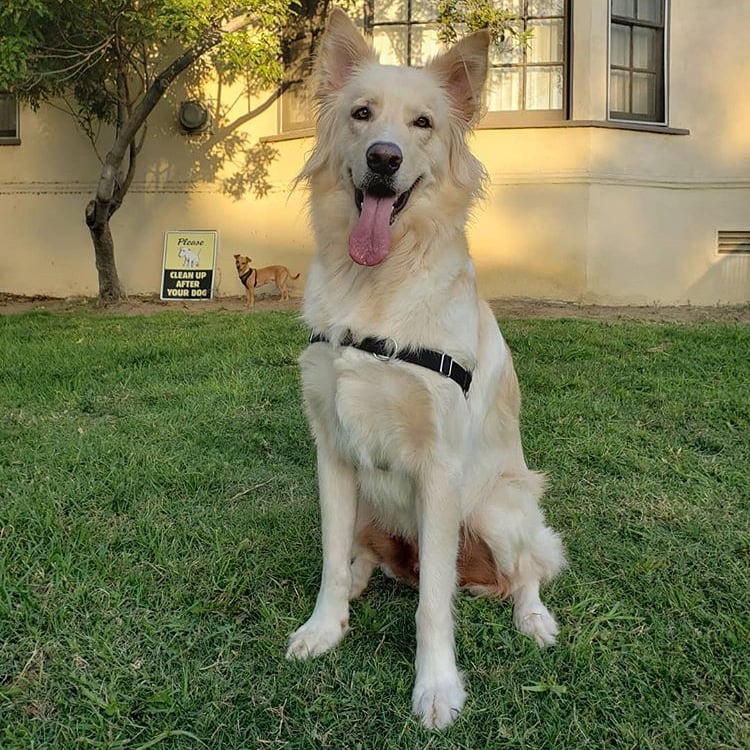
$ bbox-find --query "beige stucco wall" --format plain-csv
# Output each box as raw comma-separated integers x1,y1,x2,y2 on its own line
1,0,749,305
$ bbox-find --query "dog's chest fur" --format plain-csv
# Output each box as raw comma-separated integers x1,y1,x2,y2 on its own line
300,254,487,535
300,341,439,533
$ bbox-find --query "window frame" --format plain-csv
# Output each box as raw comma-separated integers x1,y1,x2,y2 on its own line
278,37,317,135
364,0,570,127
608,0,668,125
0,92,20,144
482,0,571,127
277,1,574,135
365,0,441,68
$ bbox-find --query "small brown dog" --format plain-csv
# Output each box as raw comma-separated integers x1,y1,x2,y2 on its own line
233,254,300,307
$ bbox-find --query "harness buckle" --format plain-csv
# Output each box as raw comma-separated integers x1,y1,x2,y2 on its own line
373,337,398,361
439,353,454,378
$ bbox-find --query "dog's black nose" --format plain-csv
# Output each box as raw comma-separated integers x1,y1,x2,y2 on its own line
366,141,403,177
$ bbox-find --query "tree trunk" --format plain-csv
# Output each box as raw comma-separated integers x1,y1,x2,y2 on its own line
86,199,124,302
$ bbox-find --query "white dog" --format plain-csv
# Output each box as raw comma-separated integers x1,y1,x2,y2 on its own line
287,8,566,730
178,246,200,268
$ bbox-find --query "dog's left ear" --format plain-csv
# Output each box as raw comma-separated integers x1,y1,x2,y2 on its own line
315,7,376,96
428,30,490,124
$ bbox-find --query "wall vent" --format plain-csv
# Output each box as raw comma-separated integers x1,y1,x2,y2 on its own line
717,230,750,254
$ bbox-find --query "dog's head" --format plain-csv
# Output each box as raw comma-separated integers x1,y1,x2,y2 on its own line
300,8,489,267
233,254,252,274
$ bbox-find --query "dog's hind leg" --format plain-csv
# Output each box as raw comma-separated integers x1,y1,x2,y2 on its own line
348,506,380,599
349,548,378,599
469,471,565,647
278,271,290,300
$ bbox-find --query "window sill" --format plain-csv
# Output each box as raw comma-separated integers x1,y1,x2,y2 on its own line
0,138,21,146
476,119,689,135
261,119,689,143
261,129,315,143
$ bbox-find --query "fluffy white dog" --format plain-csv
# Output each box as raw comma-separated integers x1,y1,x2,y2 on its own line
287,8,566,730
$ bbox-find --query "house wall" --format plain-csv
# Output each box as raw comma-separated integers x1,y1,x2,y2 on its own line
1,0,749,305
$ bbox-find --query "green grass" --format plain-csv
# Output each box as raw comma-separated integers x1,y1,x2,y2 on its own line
0,310,748,749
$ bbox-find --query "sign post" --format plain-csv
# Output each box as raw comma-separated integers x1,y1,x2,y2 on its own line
160,230,217,301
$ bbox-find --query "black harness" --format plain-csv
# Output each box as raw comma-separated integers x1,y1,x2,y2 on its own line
309,330,473,397
239,268,256,288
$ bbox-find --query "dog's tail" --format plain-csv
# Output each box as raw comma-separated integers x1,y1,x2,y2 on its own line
291,272,301,279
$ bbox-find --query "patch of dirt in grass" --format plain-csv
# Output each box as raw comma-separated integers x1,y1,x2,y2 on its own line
0,292,300,316
489,298,750,323
1,292,748,323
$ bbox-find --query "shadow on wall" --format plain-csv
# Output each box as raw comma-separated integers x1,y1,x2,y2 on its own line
469,177,590,301
138,69,283,201
687,254,750,305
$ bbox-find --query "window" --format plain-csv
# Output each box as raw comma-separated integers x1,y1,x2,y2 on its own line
368,0,442,67
0,92,19,142
367,0,569,125
485,0,568,124
278,1,570,134
280,38,316,134
609,0,666,123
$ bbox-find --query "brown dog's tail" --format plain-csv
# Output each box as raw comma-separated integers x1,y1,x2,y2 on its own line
291,272,301,279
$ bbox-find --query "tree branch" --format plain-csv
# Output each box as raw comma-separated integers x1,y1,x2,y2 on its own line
95,13,255,209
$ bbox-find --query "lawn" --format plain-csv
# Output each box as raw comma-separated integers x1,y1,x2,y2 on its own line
0,309,748,749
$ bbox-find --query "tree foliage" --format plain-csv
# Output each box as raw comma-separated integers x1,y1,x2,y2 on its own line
437,0,530,46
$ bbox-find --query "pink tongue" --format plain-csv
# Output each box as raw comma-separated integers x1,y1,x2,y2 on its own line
348,193,394,266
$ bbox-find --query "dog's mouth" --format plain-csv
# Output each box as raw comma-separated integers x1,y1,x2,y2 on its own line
353,186,413,225
348,178,419,267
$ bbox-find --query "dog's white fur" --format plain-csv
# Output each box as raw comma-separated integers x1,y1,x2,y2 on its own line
178,246,200,268
287,9,566,730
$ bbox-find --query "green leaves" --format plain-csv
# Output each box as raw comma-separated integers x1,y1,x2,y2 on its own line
437,0,532,47
0,0,296,107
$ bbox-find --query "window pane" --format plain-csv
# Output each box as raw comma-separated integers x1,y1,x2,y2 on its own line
373,26,408,65
526,66,563,109
490,21,524,65
412,0,439,23
410,24,442,66
637,0,661,23
0,94,18,137
610,69,630,112
373,0,407,23
633,26,657,70
612,0,635,19
527,19,563,63
498,0,524,14
528,0,564,17
282,83,313,130
632,71,656,115
487,68,523,111
611,23,630,67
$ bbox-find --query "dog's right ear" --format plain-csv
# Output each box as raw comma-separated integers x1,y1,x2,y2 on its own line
427,30,490,124
315,8,375,95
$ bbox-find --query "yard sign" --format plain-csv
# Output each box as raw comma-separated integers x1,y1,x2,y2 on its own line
161,230,217,300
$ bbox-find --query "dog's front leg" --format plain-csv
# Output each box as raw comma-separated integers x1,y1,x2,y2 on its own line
286,442,357,659
412,470,466,730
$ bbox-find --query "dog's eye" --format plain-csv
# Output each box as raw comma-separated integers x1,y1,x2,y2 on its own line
414,115,432,129
351,106,371,121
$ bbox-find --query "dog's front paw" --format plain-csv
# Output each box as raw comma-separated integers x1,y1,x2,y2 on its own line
285,617,349,660
412,676,466,730
514,604,559,648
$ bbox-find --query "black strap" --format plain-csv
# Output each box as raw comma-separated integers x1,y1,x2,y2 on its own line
239,268,254,288
309,331,472,396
